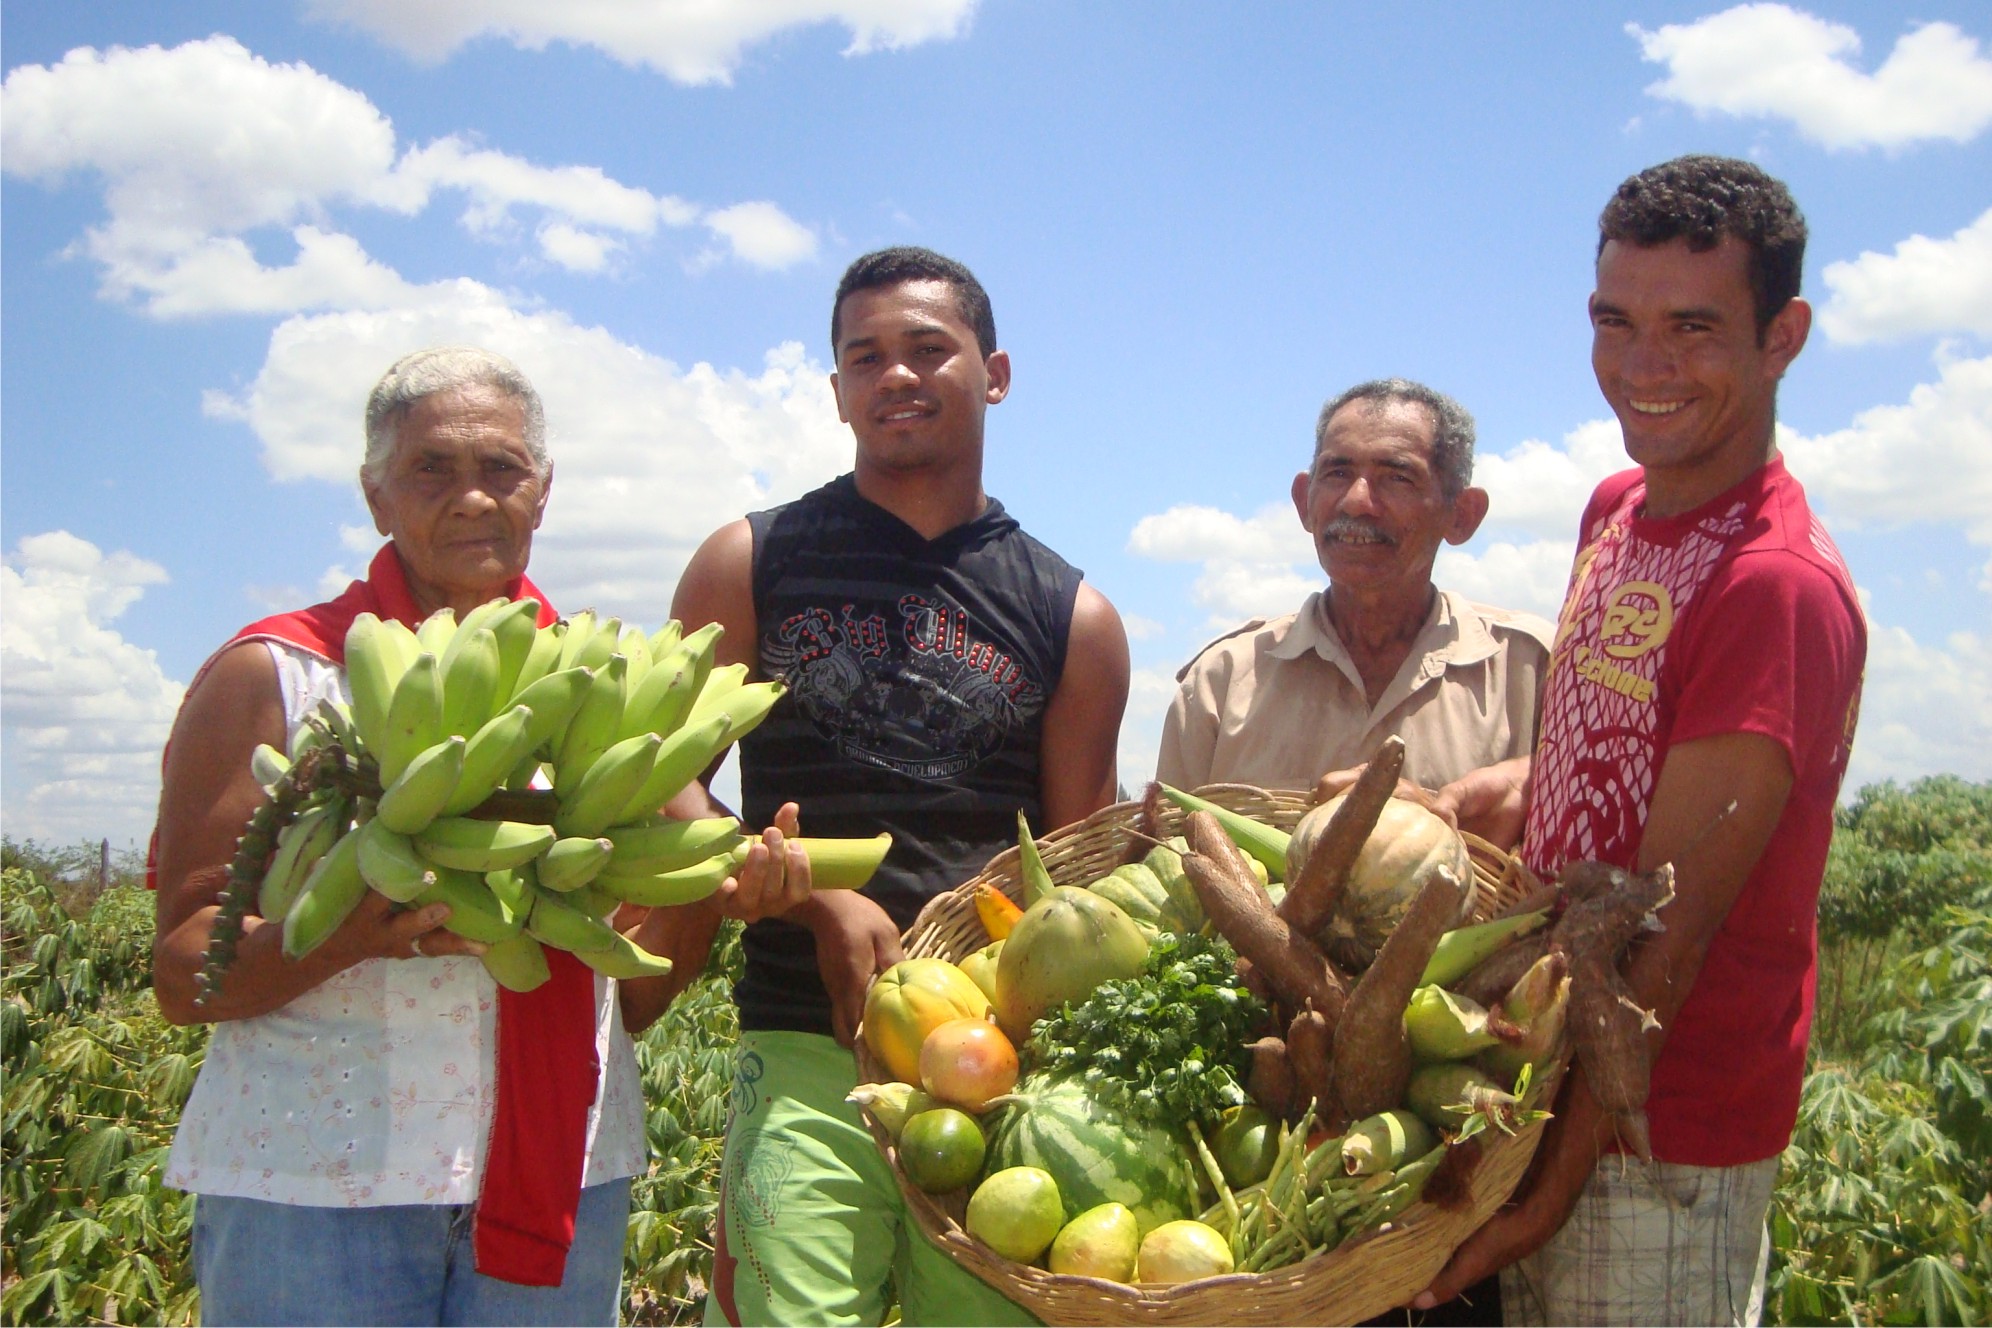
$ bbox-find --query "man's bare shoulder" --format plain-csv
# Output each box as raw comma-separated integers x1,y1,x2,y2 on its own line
1173,610,1300,683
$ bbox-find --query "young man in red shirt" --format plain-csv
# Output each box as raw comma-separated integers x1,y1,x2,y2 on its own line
1418,156,1866,1325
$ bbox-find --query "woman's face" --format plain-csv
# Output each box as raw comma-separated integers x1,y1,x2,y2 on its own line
361,385,550,616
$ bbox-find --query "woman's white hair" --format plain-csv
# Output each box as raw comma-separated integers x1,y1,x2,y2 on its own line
361,347,549,485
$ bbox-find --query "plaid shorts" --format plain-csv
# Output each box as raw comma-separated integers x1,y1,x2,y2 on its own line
1501,1155,1777,1326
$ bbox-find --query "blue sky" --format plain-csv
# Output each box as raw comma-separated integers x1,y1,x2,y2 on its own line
4,1,1989,848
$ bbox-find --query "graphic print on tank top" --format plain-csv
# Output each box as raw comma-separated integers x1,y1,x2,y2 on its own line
763,590,1047,782
1526,490,1749,873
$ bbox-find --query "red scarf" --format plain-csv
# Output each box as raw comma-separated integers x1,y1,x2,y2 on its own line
159,543,599,1287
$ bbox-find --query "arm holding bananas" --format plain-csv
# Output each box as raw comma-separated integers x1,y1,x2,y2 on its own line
152,642,482,1025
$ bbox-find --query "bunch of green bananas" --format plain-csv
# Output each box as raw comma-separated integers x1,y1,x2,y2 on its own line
250,601,889,993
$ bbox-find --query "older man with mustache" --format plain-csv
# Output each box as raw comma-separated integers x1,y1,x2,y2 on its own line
1158,377,1551,805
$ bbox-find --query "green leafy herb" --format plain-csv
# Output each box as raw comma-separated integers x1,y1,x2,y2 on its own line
1028,931,1268,1128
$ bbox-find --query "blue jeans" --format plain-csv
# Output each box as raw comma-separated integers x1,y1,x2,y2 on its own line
192,1178,630,1326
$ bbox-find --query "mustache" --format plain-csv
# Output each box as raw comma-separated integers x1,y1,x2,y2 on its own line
1318,517,1393,545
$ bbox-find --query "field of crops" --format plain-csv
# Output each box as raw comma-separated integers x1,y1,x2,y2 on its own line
2,775,1986,1326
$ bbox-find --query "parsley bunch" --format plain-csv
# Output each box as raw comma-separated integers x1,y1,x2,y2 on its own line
1028,931,1269,1129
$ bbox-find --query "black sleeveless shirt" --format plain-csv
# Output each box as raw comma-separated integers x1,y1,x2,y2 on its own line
733,474,1082,1034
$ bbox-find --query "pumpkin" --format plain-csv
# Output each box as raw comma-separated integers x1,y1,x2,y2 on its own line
1286,794,1473,971
863,957,991,1084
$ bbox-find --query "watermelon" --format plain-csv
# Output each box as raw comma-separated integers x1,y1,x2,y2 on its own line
982,1071,1200,1236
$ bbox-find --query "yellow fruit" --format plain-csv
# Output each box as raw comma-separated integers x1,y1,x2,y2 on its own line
862,958,991,1085
1135,1220,1234,1284
966,1166,1064,1264
1048,1202,1140,1281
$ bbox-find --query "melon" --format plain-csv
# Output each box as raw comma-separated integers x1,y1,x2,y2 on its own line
982,1071,1199,1236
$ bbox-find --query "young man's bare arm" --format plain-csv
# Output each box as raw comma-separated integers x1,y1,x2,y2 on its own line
1039,582,1132,829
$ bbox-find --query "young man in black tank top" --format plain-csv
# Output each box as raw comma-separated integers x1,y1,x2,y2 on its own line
646,248,1130,1325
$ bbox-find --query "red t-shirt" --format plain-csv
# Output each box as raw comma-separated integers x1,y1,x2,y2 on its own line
1523,457,1865,1166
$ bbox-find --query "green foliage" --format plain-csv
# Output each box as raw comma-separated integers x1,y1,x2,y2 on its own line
621,921,742,1326
1026,931,1266,1129
1767,777,1992,1327
2,865,205,1326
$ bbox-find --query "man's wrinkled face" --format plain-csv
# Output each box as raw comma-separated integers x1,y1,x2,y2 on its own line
1291,399,1481,600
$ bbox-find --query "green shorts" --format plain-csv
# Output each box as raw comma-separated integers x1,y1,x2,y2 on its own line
704,1030,1039,1328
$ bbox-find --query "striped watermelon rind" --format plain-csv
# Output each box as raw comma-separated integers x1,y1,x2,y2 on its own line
982,1071,1200,1237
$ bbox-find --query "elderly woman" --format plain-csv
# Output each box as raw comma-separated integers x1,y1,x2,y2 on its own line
152,347,805,1326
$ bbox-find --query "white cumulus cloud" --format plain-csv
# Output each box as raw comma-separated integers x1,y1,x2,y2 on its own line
1819,209,1992,344
1,533,187,846
1781,352,1992,545
1845,611,1992,789
1631,5,1992,150
1473,418,1631,540
206,303,852,626
306,0,980,86
0,35,819,318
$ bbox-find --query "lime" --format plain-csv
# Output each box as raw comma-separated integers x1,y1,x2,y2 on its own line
966,1166,1064,1264
1212,1104,1279,1189
898,1107,985,1193
1047,1202,1139,1281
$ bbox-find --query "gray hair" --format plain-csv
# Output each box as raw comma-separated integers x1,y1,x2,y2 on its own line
361,347,549,485
1313,378,1475,499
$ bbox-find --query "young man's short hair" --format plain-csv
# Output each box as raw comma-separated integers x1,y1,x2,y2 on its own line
830,247,998,358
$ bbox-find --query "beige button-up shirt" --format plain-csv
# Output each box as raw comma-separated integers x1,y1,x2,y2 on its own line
1156,589,1553,793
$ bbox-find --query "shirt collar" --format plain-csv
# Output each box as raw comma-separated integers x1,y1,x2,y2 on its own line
1269,588,1502,678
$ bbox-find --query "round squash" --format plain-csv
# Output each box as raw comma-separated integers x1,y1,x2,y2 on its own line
1287,794,1473,971
994,887,1150,1040
864,958,991,1084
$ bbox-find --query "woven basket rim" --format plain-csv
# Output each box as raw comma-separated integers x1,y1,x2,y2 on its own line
854,784,1561,1326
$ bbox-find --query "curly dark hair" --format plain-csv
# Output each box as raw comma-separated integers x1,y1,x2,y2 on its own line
1598,155,1807,339
830,246,997,358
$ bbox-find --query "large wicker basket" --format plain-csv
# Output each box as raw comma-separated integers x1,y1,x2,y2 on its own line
853,784,1557,1327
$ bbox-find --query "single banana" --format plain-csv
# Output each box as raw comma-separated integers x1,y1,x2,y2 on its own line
508,619,565,701
510,666,594,754
415,607,458,655
439,626,501,740
483,861,535,916
480,932,552,992
555,610,599,672
355,817,437,903
617,653,696,742
604,816,744,876
568,882,624,920
612,713,733,826
554,731,662,839
648,619,683,659
485,597,544,703
377,652,446,785
281,828,368,959
789,834,894,890
537,836,615,893
682,662,749,729
416,866,523,943
594,843,749,908
525,887,621,955
251,742,292,792
675,621,725,703
571,615,623,672
373,735,467,835
342,613,404,754
700,679,788,745
574,930,674,981
552,655,628,793
414,816,557,872
259,798,346,921
618,624,654,691
438,702,538,816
